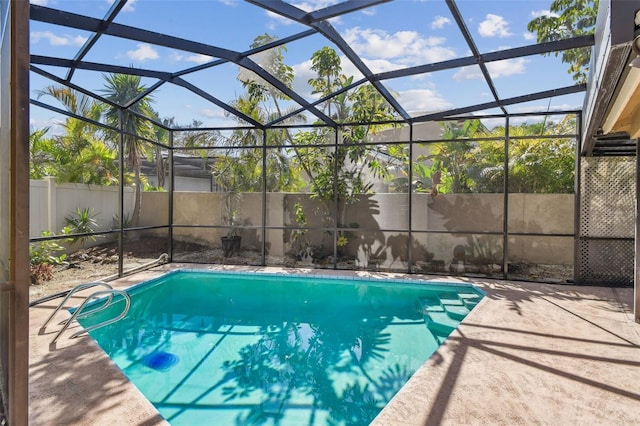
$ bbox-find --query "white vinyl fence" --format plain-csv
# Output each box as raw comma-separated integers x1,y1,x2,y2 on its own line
30,177,134,239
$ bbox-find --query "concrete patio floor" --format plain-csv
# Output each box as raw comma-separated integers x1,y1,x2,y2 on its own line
29,265,640,425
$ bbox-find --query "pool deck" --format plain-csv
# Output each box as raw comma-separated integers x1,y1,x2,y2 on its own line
29,264,640,425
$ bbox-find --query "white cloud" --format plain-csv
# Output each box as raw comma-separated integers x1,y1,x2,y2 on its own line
358,58,405,74
479,117,507,129
342,27,457,67
482,109,579,130
30,31,87,46
453,58,527,80
186,54,214,64
199,108,225,119
523,32,536,41
529,10,559,19
291,59,319,100
106,0,137,12
431,16,451,30
169,52,184,62
291,55,451,116
478,14,512,38
30,117,63,133
511,103,581,114
396,88,452,114
290,0,339,12
169,52,213,65
265,1,342,26
126,43,159,62
218,0,239,6
266,10,297,26
30,0,49,5
487,58,527,77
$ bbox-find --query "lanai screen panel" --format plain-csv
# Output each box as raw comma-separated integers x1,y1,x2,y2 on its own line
578,156,635,286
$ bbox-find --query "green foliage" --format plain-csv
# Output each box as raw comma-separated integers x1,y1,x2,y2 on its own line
293,47,398,210
386,117,576,195
427,119,487,194
65,207,100,247
218,34,306,195
293,202,307,227
386,145,438,193
222,199,243,237
173,119,220,150
508,138,575,193
289,202,309,251
483,116,576,193
29,126,121,185
308,46,351,120
31,87,121,185
143,182,166,192
212,161,245,237
29,231,68,285
243,33,295,104
527,0,598,83
29,232,67,266
29,127,53,180
112,213,132,230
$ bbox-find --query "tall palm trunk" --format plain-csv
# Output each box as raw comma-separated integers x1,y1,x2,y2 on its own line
132,166,142,226
125,133,143,227
155,146,165,188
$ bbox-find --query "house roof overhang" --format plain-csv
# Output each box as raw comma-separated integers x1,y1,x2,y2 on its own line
582,0,640,156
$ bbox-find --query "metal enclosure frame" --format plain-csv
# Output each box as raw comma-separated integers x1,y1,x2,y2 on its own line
6,0,638,421
25,1,600,288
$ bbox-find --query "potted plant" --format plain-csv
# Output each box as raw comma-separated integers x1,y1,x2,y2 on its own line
212,149,252,258
220,190,242,257
221,192,242,257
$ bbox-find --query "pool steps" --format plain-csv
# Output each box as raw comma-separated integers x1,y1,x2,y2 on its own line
419,292,481,342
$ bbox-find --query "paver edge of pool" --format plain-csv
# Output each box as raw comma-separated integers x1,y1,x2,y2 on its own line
75,269,485,425
120,268,487,296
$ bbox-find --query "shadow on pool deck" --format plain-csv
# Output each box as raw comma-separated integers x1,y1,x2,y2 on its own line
29,265,640,425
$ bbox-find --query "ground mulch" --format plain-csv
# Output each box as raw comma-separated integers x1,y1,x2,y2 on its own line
29,237,204,302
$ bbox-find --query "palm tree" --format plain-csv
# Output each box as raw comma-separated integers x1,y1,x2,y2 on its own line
101,73,156,226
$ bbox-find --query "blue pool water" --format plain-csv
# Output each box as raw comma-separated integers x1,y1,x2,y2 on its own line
77,270,483,425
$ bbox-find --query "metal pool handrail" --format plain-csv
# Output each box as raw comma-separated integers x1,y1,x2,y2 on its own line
51,289,131,345
40,280,113,331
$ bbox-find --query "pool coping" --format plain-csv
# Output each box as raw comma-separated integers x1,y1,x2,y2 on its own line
29,264,640,425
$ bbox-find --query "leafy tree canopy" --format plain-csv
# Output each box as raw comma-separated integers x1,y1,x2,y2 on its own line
527,0,599,83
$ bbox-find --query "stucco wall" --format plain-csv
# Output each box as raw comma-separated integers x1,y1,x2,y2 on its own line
30,182,573,266
144,191,574,266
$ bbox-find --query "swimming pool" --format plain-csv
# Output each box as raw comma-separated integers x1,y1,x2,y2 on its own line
77,270,484,425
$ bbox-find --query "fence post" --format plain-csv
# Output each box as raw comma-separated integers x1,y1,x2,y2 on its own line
45,176,57,232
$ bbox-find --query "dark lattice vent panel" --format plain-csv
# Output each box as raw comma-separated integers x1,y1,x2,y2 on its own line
579,239,634,286
579,156,635,286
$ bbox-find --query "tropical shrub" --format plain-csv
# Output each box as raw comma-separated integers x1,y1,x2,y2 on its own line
65,207,100,247
29,231,68,285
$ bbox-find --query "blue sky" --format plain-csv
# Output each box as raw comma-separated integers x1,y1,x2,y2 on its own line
29,0,584,130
